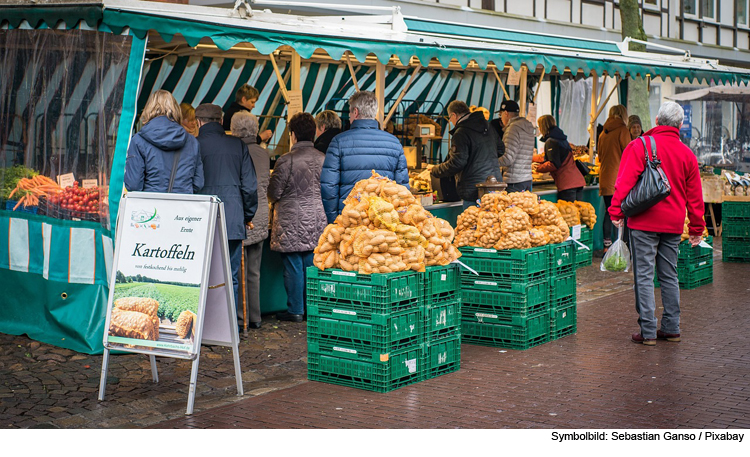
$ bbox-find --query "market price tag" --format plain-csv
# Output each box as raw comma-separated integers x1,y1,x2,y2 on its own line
57,173,75,188
572,224,582,240
286,90,304,119
698,240,714,249
526,103,537,124
507,67,521,86
82,179,98,189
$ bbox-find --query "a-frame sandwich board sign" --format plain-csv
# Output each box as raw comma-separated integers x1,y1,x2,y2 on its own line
98,192,243,415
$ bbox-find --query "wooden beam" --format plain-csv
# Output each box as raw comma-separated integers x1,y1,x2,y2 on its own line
519,66,528,117
268,52,289,104
596,73,607,106
594,76,622,121
291,50,301,91
260,70,291,134
532,66,546,106
491,65,511,101
589,71,599,154
345,52,360,92
375,60,386,127
384,65,421,126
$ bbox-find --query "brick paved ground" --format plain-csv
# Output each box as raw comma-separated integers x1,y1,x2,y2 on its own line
1,242,748,429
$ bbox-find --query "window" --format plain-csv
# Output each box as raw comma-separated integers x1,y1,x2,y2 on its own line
684,0,716,20
701,0,716,20
738,0,749,27
684,0,698,17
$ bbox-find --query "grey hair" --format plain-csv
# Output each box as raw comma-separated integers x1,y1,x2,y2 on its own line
316,110,342,130
231,111,259,139
348,91,378,119
656,101,684,128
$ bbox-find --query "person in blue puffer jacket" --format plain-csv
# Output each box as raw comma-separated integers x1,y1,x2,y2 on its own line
320,91,409,223
124,90,204,194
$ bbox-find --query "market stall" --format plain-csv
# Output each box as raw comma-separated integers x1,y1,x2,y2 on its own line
2,0,749,350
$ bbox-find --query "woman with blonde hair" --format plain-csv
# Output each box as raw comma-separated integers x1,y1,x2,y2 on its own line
124,90,204,194
533,115,585,202
180,102,199,137
597,104,632,250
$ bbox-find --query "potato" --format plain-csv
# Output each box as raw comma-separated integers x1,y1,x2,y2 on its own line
509,191,540,215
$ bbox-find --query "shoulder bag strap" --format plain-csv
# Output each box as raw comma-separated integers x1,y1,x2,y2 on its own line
167,151,181,193
639,136,655,164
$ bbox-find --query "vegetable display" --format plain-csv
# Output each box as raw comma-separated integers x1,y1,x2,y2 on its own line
8,175,62,210
313,171,461,274
0,165,38,201
603,254,627,272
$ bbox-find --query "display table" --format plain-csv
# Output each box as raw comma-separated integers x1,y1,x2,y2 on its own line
0,210,113,354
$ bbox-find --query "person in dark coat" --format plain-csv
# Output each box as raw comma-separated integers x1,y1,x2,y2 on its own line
534,115,586,202
427,100,503,209
314,110,342,154
196,103,258,328
124,90,204,194
320,91,409,223
222,84,272,144
268,113,327,322
231,111,269,330
489,114,504,140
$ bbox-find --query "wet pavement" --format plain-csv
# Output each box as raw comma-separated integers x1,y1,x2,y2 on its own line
2,242,749,429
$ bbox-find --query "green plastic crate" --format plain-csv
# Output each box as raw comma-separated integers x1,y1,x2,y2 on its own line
722,201,750,220
722,240,750,263
307,306,423,350
655,262,714,289
307,299,421,324
424,297,461,340
461,281,549,319
423,264,461,297
308,345,423,392
549,272,576,302
722,223,750,242
547,240,575,275
677,236,713,262
461,313,550,350
423,335,461,380
458,245,549,277
462,306,549,326
574,248,593,269
550,302,577,339
569,226,593,243
306,268,422,310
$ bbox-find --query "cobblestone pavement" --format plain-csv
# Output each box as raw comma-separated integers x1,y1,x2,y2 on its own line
2,243,747,429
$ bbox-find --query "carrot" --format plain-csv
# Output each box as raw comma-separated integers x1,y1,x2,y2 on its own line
13,198,23,210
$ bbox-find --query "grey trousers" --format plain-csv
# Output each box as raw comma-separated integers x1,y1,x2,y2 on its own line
629,229,681,338
243,240,264,324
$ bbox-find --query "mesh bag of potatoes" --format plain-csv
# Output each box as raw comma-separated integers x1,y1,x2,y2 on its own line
530,200,559,226
494,230,531,250
337,197,372,228
456,205,480,232
399,204,431,227
454,229,478,248
479,191,512,212
422,217,459,266
380,180,417,209
573,201,597,229
314,250,339,270
343,171,387,205
402,245,426,271
538,224,566,244
528,227,549,247
555,200,581,227
500,207,531,234
358,253,408,274
509,191,540,215
315,224,345,255
367,196,401,230
353,229,403,257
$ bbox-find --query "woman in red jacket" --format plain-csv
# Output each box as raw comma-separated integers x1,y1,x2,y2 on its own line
609,102,705,345
534,115,586,202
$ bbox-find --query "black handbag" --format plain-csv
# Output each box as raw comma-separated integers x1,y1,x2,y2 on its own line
575,159,590,176
621,136,671,217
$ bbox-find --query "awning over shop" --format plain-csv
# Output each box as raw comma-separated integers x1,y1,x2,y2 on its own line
1,0,746,85
667,85,750,103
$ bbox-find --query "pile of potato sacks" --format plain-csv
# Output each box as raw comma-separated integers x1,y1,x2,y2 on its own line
454,191,571,250
313,171,461,274
555,200,597,230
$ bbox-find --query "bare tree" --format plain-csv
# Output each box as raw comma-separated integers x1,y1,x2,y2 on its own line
620,0,651,130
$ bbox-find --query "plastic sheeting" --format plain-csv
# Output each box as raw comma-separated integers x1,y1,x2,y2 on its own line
0,28,131,229
557,78,594,147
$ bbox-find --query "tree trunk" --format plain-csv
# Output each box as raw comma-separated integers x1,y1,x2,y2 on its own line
620,0,651,130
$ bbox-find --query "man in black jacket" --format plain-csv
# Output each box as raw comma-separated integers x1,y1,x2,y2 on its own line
196,103,258,330
427,100,503,209
223,84,272,144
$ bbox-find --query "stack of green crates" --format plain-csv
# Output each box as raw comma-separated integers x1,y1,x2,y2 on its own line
459,245,551,349
571,226,593,269
422,264,462,380
547,240,578,339
722,201,750,263
306,268,424,392
655,236,714,289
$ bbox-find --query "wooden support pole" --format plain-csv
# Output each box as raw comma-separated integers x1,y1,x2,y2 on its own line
260,70,291,134
596,73,607,106
268,52,289,104
384,64,421,126
375,60,386,127
594,76,622,121
345,52,360,92
291,50,301,91
589,71,599,154
532,66,546,106
519,66,528,117
491,65,511,101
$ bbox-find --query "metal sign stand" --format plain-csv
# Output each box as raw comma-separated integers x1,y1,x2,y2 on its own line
98,193,243,415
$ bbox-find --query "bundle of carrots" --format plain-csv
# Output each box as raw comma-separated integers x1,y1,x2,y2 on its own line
9,175,62,210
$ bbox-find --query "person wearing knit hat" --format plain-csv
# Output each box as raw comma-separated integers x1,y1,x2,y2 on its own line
628,115,643,141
